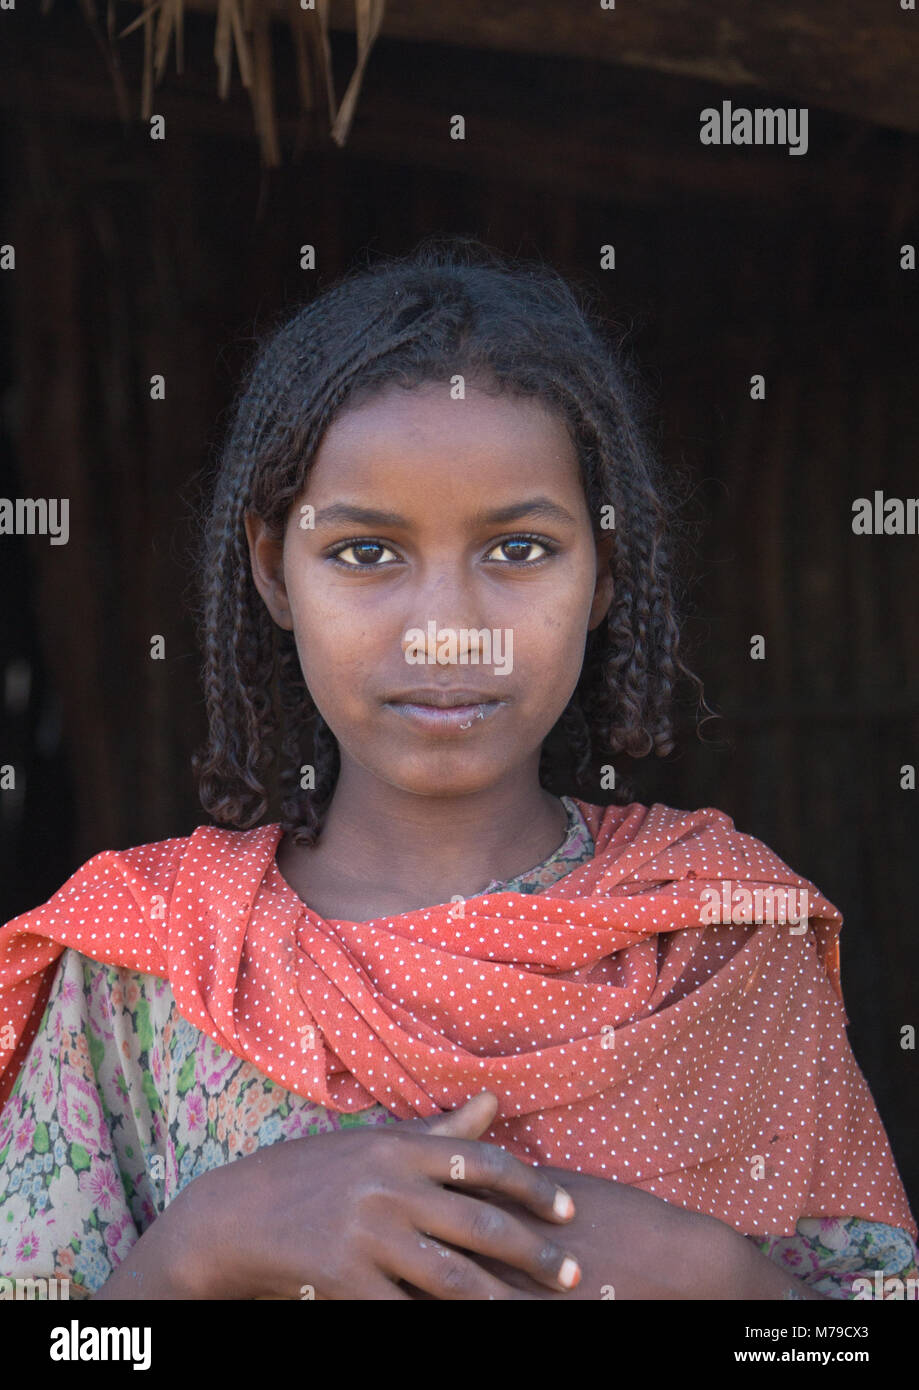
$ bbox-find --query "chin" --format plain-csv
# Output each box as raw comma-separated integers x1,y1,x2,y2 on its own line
383,758,508,799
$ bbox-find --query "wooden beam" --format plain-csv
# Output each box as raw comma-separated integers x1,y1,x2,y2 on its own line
137,0,919,135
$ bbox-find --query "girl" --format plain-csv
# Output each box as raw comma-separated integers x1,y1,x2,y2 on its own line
0,237,915,1300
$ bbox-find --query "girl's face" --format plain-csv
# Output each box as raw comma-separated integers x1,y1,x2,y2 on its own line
246,379,614,801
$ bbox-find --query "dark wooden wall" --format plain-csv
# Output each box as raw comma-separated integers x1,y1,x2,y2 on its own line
1,8,917,1206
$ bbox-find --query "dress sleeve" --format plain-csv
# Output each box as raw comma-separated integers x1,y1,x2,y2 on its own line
748,1217,919,1299
0,948,166,1298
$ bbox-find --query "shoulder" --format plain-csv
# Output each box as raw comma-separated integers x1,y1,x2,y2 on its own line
115,820,280,885
7,822,279,932
571,797,745,856
85,821,252,887
573,797,812,866
571,796,837,920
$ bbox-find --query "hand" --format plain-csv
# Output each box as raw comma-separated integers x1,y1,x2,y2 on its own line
172,1091,582,1300
453,1164,739,1300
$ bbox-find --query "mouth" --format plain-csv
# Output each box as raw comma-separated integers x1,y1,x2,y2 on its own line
385,689,505,708
380,700,506,733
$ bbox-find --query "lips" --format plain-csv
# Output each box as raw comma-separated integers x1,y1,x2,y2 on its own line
384,689,506,708
384,697,507,732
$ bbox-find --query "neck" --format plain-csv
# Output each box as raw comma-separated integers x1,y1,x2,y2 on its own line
301,758,570,904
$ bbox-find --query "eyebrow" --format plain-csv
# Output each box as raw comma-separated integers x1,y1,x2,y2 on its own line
311,497,578,529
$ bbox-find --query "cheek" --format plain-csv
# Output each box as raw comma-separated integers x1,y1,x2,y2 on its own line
524,580,595,651
287,593,375,700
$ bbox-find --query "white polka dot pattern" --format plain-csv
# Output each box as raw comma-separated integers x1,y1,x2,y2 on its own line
1,799,915,1240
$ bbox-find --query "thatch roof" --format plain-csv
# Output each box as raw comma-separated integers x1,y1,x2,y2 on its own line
41,0,386,165
38,0,919,169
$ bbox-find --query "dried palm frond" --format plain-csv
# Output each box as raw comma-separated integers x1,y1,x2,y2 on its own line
43,0,386,165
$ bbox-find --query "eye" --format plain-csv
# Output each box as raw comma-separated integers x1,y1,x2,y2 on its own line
484,534,556,565
327,539,399,567
325,532,558,569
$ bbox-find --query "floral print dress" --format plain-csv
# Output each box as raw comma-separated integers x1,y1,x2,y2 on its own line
1,796,916,1298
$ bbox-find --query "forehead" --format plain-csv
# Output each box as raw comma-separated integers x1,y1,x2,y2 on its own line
309,380,580,487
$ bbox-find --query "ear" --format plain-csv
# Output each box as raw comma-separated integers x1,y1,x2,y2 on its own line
244,511,294,631
587,530,615,632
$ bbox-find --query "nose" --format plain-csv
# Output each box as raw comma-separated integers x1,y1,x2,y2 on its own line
398,565,492,665
400,623,489,664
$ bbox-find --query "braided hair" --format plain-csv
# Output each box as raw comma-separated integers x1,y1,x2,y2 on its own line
190,234,710,846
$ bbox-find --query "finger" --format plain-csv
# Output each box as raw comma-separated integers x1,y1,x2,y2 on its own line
408,1090,499,1140
363,1276,414,1301
422,1191,581,1293
386,1234,540,1301
454,1183,517,1207
417,1135,576,1223
320,1276,413,1301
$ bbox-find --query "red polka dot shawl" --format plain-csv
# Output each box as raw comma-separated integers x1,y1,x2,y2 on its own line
1,799,914,1238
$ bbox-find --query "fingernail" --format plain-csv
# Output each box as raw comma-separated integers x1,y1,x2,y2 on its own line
558,1257,581,1289
553,1188,575,1219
